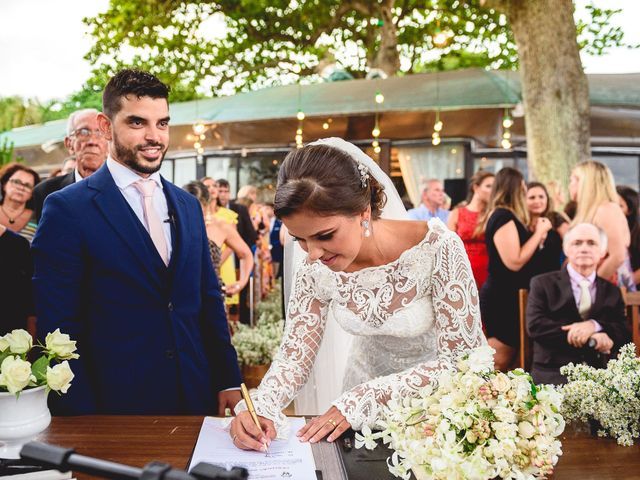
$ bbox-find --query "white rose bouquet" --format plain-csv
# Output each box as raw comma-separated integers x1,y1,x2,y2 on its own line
560,343,640,446
0,329,78,396
356,346,565,480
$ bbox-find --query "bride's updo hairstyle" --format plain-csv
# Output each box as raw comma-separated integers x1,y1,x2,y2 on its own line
274,144,387,220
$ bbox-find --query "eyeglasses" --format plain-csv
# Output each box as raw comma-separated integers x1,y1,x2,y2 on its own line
9,178,34,191
71,128,105,139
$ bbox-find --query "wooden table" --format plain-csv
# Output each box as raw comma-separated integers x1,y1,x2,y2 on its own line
37,416,640,479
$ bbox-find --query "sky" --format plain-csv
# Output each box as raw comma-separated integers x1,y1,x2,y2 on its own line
0,0,638,101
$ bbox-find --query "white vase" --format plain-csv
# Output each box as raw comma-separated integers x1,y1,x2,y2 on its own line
0,386,51,459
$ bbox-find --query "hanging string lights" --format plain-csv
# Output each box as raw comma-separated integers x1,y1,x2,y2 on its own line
432,70,443,146
501,108,513,149
295,83,304,148
372,90,384,154
191,122,207,155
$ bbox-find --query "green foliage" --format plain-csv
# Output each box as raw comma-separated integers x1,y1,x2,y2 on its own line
0,138,21,167
82,0,632,96
0,96,44,132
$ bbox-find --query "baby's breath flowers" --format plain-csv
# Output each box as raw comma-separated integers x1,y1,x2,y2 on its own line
356,346,564,480
561,343,640,446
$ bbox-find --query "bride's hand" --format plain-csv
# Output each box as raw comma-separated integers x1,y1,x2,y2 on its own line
230,411,276,451
297,406,350,443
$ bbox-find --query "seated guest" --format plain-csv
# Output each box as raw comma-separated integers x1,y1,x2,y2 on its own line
527,223,631,385
407,178,450,223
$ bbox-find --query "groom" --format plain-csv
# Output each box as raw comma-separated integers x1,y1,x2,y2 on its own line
32,69,242,415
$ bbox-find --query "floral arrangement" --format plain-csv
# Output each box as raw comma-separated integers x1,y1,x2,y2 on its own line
0,329,78,396
232,285,284,366
560,343,640,446
356,346,565,480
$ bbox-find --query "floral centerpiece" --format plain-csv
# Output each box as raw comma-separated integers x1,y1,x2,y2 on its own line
356,346,565,480
0,328,78,458
0,329,77,395
560,343,640,446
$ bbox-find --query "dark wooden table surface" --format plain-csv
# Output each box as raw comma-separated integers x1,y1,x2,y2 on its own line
37,416,640,479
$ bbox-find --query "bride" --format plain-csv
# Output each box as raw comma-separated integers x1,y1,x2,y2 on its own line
230,138,485,450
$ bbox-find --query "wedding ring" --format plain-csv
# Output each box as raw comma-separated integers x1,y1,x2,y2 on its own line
326,419,337,427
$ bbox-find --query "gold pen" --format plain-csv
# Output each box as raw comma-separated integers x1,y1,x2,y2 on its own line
240,382,269,453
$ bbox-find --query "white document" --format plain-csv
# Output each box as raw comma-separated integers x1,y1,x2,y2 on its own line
189,417,317,480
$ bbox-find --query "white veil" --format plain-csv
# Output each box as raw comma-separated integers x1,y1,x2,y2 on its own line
282,137,409,415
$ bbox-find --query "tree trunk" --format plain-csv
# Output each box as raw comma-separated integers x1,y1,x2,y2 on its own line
506,0,590,187
370,0,401,76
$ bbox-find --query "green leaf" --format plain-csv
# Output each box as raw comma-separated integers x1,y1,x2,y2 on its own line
31,355,50,383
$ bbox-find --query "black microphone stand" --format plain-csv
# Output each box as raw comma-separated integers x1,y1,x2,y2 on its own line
20,442,248,480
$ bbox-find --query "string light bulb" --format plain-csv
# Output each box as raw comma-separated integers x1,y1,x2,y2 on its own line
372,127,381,138
502,109,514,129
193,123,206,135
296,110,305,121
501,108,513,149
501,139,512,149
375,91,385,104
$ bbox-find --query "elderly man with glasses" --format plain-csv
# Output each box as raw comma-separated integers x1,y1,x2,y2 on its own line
32,108,108,221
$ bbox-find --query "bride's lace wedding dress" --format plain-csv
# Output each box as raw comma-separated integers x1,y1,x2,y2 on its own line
236,219,486,435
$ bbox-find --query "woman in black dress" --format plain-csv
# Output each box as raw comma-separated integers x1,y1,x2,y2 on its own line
479,168,552,371
0,224,33,334
525,181,565,277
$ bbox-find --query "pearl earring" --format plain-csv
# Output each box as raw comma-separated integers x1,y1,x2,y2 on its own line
362,219,371,238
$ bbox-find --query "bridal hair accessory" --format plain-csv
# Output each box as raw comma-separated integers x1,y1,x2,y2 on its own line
357,162,370,188
362,219,371,237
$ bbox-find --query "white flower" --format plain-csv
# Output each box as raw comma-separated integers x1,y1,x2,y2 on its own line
355,425,380,450
4,329,32,354
518,421,536,439
491,372,511,393
0,336,9,352
0,355,35,394
46,361,74,393
466,346,495,373
45,329,79,360
492,421,518,441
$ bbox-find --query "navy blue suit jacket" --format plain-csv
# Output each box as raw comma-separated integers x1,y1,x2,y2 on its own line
32,164,241,415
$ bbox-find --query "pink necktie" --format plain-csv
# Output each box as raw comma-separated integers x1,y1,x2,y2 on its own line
133,179,169,266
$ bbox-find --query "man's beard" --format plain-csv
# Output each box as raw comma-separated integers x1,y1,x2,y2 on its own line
113,135,166,175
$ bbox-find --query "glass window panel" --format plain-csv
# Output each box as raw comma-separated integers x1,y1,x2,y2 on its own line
174,157,196,187
159,159,173,182
206,157,237,193
594,155,640,190
396,143,465,206
238,154,285,202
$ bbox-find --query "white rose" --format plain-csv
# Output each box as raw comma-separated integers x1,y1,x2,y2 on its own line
0,336,8,352
0,355,35,394
5,329,32,354
492,421,518,441
494,406,517,424
45,329,79,360
518,421,536,439
491,372,511,393
467,346,495,373
46,361,74,393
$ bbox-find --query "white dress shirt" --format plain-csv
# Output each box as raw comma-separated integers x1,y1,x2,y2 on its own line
106,157,173,259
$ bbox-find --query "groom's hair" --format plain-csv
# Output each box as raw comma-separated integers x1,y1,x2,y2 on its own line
275,144,387,220
103,69,170,119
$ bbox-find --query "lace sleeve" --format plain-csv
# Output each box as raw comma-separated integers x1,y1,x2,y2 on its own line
234,262,329,437
332,231,486,430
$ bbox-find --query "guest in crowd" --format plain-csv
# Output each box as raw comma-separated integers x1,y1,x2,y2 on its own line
527,223,630,385
0,224,33,334
616,185,640,288
32,108,109,221
525,181,563,277
480,167,552,371
447,170,494,290
569,161,634,290
0,163,40,242
407,178,450,223
200,176,242,307
184,180,254,299
32,69,241,415
218,178,257,324
266,203,284,280
60,156,77,176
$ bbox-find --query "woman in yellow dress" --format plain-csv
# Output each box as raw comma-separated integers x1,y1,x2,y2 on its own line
201,177,241,306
